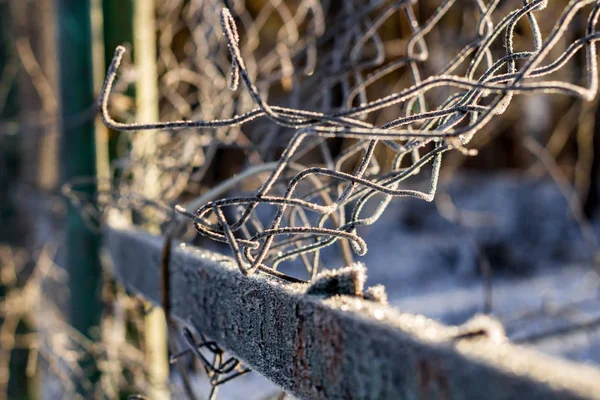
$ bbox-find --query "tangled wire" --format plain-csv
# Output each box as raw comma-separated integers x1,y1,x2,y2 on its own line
100,0,600,284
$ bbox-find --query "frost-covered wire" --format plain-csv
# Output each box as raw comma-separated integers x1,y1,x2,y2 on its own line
101,0,600,284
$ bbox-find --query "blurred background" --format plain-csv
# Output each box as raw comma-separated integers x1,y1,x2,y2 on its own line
2,0,600,398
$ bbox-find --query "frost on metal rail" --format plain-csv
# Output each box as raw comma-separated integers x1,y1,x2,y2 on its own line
106,225,600,400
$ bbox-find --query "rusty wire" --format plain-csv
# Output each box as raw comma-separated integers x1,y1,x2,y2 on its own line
100,0,600,283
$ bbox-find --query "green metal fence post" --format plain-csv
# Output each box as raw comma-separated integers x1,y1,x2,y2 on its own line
56,0,102,394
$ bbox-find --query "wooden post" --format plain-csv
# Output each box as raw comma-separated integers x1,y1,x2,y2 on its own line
133,1,170,397
56,0,102,394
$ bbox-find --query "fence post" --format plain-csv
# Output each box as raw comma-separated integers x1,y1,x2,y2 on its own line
133,0,170,397
56,0,102,394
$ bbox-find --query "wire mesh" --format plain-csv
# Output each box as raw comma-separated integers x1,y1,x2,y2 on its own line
101,0,600,284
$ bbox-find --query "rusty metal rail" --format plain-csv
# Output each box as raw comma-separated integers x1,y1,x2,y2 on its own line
105,224,600,400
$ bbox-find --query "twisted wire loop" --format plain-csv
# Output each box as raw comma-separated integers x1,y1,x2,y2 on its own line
100,0,600,284
169,327,251,400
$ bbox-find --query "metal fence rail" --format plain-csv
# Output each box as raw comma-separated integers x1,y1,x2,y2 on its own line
105,224,600,400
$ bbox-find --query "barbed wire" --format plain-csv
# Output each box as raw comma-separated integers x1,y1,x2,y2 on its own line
101,0,600,283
